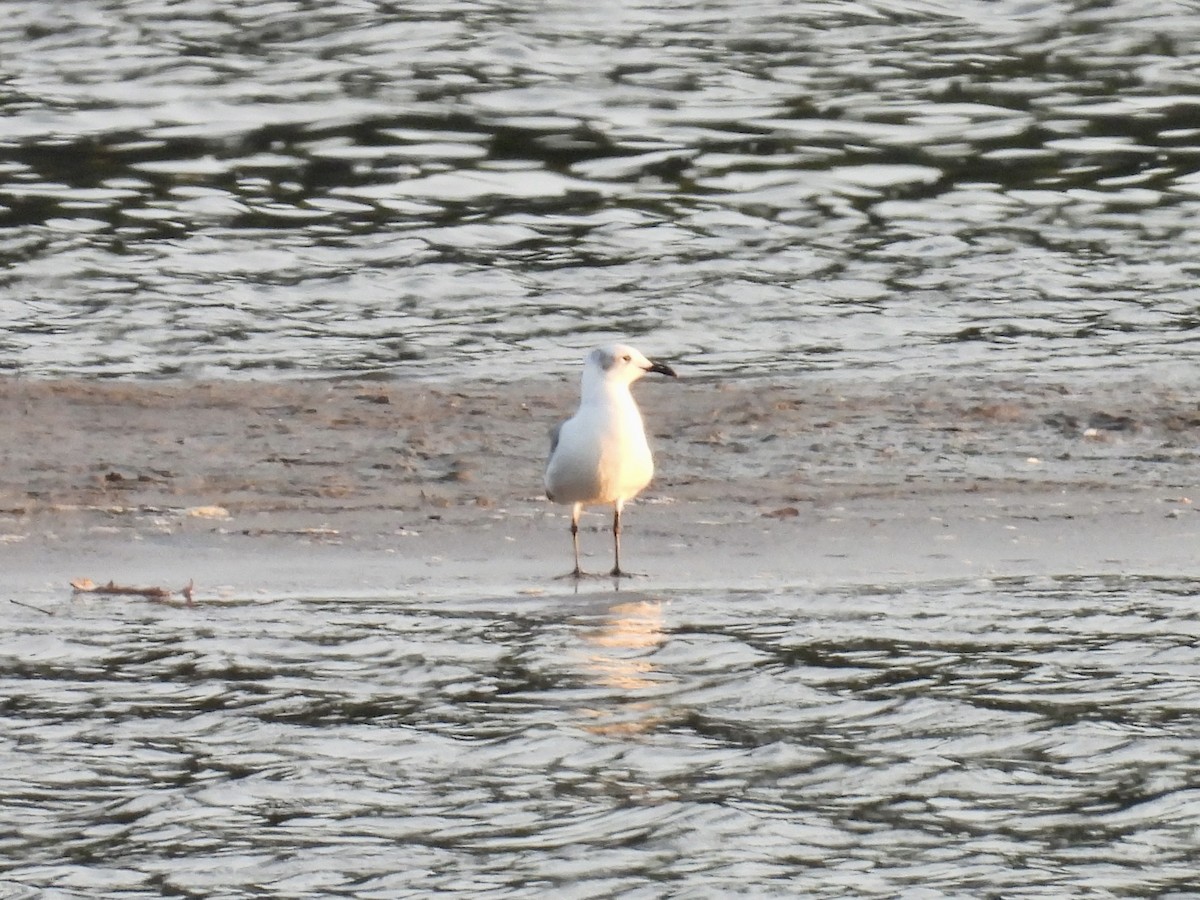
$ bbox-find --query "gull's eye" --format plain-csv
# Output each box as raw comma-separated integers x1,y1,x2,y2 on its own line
622,354,632,362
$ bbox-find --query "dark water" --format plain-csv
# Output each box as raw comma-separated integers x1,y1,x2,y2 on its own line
1,0,1199,380
3,576,1199,897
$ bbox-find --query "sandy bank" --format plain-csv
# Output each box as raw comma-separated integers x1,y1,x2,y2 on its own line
1,375,1196,601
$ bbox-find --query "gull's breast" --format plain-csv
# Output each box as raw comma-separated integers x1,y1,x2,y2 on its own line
545,405,654,506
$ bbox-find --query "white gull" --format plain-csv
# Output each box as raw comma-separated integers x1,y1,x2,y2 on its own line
544,344,677,577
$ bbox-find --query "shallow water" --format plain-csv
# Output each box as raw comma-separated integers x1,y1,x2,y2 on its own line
3,575,1199,897
2,0,1200,381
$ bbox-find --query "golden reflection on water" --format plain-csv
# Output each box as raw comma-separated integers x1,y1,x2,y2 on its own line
579,599,668,736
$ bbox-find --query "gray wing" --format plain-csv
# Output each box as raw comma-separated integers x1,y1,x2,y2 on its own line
545,422,565,501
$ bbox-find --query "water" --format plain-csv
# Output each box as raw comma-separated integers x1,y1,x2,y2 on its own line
5,3,1200,895
3,576,1199,897
1,0,1199,380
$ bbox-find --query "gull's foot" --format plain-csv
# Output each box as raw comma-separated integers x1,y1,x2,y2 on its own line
609,567,645,578
555,568,613,580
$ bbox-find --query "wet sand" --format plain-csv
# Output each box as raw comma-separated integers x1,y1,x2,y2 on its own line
2,375,1197,601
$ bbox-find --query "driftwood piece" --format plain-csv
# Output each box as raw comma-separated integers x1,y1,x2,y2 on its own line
70,578,195,604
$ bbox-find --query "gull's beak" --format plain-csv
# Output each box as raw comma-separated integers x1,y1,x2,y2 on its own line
646,360,677,378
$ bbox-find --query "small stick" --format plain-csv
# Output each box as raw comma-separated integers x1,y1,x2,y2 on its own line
10,598,55,616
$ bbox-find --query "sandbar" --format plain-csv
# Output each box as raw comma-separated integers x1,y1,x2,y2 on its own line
1,375,1196,602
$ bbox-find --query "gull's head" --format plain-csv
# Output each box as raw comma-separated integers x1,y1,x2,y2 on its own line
585,343,677,387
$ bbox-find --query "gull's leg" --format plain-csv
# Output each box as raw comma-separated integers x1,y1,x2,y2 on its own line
553,503,590,579
610,500,624,577
570,502,584,577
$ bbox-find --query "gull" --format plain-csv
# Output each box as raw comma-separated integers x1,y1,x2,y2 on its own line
545,344,677,577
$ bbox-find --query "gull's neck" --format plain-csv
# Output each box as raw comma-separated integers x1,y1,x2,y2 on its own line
579,366,633,408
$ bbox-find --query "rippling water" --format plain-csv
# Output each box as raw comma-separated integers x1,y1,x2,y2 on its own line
3,576,1199,897
5,7,1200,894
2,0,1199,379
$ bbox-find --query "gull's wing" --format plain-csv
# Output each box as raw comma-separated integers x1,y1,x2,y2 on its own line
545,421,566,501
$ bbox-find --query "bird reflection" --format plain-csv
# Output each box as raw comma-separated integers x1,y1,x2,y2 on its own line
579,598,668,735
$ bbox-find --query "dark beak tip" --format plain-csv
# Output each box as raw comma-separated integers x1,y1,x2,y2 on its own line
650,361,678,378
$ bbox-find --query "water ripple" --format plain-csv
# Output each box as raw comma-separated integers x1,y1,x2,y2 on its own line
1,576,1198,895
0,0,1198,379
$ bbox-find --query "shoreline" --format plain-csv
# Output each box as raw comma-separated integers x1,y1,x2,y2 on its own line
2,375,1197,601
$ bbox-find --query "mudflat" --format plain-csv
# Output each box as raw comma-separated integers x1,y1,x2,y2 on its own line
2,375,1196,601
